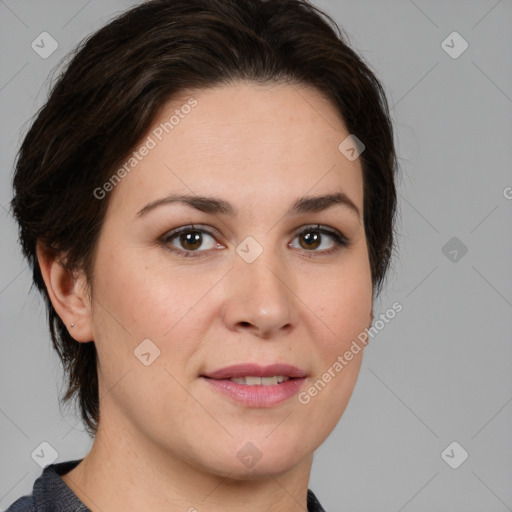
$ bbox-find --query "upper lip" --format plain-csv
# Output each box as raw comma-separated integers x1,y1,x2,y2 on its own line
202,363,307,379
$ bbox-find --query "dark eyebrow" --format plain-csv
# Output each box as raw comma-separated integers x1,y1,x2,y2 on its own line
136,194,235,217
136,192,360,219
287,193,360,219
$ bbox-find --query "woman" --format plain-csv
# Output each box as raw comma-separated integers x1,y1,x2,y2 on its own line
8,0,397,510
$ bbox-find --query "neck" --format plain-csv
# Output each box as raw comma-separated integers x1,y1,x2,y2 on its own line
62,409,314,512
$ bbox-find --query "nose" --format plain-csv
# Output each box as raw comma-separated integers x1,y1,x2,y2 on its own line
221,247,297,338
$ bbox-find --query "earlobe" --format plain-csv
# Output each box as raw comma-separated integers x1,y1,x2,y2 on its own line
36,242,94,342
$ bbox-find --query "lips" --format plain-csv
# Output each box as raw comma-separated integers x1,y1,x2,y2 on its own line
201,363,306,407
202,363,307,380
201,363,307,407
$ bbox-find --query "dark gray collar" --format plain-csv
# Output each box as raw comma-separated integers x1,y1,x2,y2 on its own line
8,459,326,511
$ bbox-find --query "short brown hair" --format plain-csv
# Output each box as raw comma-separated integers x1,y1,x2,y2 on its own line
11,0,398,436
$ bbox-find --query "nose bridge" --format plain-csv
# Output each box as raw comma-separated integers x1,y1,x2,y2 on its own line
246,249,288,306
223,240,295,336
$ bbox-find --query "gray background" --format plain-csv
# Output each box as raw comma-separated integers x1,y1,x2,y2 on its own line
1,0,511,510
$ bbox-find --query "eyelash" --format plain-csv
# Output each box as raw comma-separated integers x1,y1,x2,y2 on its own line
161,224,350,259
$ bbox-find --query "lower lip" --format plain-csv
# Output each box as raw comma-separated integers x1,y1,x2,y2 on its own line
202,377,306,407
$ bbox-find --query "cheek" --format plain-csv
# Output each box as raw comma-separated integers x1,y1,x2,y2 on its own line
296,247,372,409
90,243,226,381
92,245,198,337
301,252,373,347
89,251,208,427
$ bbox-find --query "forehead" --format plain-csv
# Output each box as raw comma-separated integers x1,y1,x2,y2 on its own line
106,81,364,218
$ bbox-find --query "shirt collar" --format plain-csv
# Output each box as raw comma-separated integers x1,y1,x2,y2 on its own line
28,459,326,511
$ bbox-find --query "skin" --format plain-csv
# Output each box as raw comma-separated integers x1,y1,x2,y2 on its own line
38,81,373,512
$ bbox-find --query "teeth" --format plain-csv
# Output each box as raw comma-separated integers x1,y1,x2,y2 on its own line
229,375,290,385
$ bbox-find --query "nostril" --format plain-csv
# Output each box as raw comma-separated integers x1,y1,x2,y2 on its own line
239,321,252,328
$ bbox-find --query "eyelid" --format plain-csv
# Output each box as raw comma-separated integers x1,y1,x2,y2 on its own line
292,224,350,246
162,224,223,242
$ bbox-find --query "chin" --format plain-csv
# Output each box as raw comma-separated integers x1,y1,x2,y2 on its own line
199,434,311,479
210,455,306,481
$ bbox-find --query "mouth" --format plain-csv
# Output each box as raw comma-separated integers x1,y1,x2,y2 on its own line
201,362,307,380
200,363,307,407
224,375,291,385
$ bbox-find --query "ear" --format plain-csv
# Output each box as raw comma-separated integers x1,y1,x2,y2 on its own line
36,242,94,342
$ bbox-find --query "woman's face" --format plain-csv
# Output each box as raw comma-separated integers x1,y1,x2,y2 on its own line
87,81,373,477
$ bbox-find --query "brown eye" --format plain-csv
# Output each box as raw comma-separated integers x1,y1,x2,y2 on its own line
289,225,349,254
298,231,321,250
164,227,219,254
179,231,203,250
